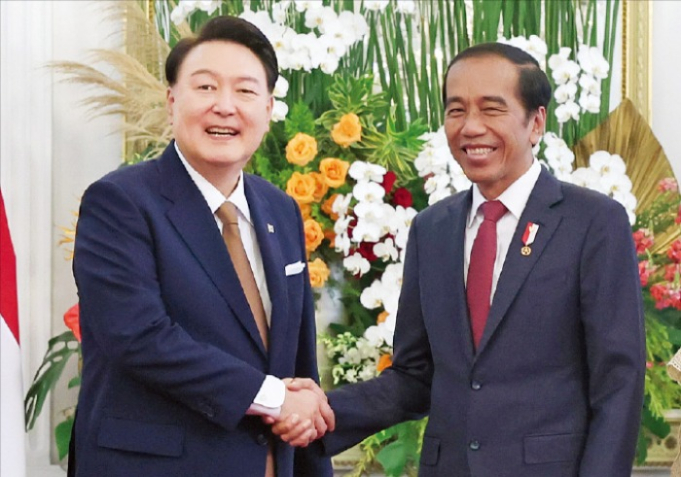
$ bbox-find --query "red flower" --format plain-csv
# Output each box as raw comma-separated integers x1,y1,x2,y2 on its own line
381,171,397,194
392,187,413,208
64,303,81,342
665,263,681,282
676,203,681,225
632,228,654,255
667,239,681,263
357,241,378,262
639,261,655,287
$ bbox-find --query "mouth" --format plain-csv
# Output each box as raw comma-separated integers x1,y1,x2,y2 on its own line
463,146,496,158
206,126,239,137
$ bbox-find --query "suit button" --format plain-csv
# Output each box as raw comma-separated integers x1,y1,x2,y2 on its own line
256,434,268,446
471,381,482,390
469,440,480,451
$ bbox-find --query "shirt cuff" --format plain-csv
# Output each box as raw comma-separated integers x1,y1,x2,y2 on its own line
246,375,285,418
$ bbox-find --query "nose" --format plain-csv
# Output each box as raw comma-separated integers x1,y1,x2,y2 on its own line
212,90,236,115
460,111,486,137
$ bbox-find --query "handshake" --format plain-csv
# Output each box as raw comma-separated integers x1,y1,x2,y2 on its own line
262,378,334,448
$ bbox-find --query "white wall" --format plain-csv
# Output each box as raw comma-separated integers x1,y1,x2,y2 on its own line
1,1,122,475
652,1,681,180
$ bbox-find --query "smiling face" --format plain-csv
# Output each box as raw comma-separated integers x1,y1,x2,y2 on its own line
167,40,273,192
443,55,546,199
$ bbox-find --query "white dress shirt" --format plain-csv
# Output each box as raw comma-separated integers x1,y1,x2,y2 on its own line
464,160,542,302
176,143,284,416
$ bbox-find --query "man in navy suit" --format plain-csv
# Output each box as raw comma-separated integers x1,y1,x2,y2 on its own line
68,16,333,477
286,43,646,476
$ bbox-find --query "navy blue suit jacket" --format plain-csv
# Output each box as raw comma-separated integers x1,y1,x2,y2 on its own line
70,143,331,476
325,168,645,476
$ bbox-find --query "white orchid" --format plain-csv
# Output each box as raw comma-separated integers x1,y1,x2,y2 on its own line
589,151,626,176
578,74,601,95
374,238,399,262
555,101,580,123
554,82,577,104
577,45,609,79
351,218,383,243
273,76,289,98
364,0,390,11
343,253,371,276
349,161,387,182
353,181,386,203
332,194,352,217
395,0,417,15
551,60,581,85
271,100,289,122
360,281,385,309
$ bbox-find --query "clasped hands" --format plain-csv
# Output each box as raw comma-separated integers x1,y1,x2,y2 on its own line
262,378,334,447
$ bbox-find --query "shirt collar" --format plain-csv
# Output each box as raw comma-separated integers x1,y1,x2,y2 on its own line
467,159,542,228
175,142,252,225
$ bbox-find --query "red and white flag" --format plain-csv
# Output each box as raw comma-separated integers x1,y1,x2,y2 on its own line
1,190,27,477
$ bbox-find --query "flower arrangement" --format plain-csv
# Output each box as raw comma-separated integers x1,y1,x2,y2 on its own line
25,0,681,472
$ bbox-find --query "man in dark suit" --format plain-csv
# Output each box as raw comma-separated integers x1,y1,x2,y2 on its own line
286,42,646,476
69,16,333,477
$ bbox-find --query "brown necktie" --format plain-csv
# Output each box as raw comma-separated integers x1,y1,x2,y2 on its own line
467,200,507,350
216,203,274,477
216,202,269,350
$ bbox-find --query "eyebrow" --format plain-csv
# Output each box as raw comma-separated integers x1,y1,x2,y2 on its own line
189,70,262,85
444,95,508,108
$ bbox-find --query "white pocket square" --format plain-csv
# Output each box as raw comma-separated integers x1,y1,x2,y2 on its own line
285,261,306,276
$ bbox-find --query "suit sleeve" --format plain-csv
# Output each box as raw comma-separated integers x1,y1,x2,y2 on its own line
578,199,646,476
323,213,433,455
287,195,334,476
73,179,266,431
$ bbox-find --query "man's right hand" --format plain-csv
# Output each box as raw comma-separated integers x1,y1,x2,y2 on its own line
264,378,335,447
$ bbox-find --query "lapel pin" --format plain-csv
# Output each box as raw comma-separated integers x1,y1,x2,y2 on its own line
267,223,275,233
521,222,539,256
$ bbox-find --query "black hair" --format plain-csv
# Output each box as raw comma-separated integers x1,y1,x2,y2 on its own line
442,42,552,117
165,15,278,92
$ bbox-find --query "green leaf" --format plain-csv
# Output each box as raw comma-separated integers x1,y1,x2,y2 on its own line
55,414,75,460
284,102,316,138
376,440,408,477
24,331,80,431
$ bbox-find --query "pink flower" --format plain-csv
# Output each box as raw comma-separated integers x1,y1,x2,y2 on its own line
667,239,681,263
638,261,655,287
665,264,681,282
658,177,679,193
676,203,681,225
632,228,654,255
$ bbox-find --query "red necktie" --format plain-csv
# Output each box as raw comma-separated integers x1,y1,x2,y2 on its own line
467,200,507,350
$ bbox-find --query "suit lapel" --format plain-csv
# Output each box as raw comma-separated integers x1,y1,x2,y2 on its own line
476,169,564,355
159,145,267,357
243,175,288,367
430,192,475,362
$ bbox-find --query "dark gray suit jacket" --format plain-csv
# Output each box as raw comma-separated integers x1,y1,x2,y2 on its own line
325,168,645,477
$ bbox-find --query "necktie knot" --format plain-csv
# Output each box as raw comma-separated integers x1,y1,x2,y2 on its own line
481,200,507,223
216,202,239,225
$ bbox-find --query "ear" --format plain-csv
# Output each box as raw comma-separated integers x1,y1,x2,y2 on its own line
166,87,175,125
529,106,546,146
265,94,274,132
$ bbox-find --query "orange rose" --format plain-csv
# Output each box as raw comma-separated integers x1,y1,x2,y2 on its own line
377,354,393,373
286,172,316,204
323,228,336,248
308,258,331,288
331,113,362,148
285,133,318,166
298,203,312,220
310,172,329,202
319,158,350,188
64,303,81,342
304,218,324,254
321,193,340,221
377,311,389,324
